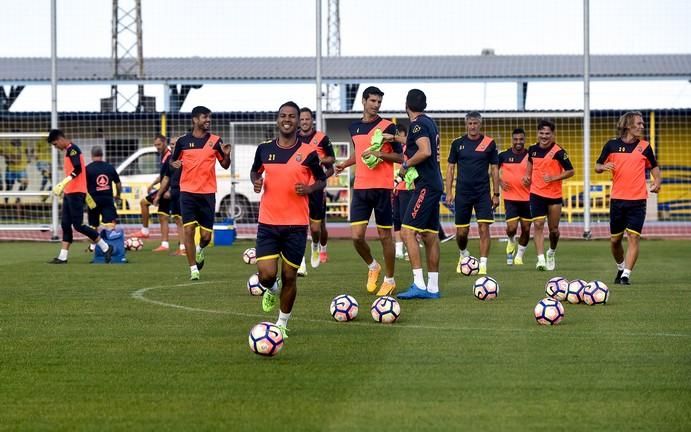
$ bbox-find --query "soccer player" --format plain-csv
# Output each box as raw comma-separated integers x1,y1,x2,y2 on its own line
135,135,173,252
522,119,574,271
170,106,231,280
296,107,336,272
498,128,532,265
154,137,186,256
395,89,444,300
251,101,327,337
595,111,661,285
445,112,500,275
392,123,413,261
47,129,113,264
334,86,403,296
86,145,121,232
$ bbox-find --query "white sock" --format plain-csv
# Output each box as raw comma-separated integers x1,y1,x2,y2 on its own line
508,235,516,244
190,265,198,273
161,241,169,248
480,256,488,265
261,280,280,294
395,241,403,255
368,259,379,270
141,227,149,235
58,248,69,261
547,248,555,256
413,268,426,289
97,239,109,252
179,244,186,251
384,276,395,284
460,249,469,258
427,272,439,293
538,254,545,262
517,245,527,258
196,244,202,254
277,310,291,328
319,243,327,252
88,244,96,252
617,261,625,271
300,257,306,267
622,268,631,278
312,242,319,252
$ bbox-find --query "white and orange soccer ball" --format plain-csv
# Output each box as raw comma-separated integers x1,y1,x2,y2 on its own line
371,296,401,324
566,279,588,304
473,276,499,300
460,256,480,276
534,297,565,326
330,294,359,322
242,247,257,265
545,276,569,301
248,322,284,356
582,280,610,305
247,273,265,296
125,236,144,251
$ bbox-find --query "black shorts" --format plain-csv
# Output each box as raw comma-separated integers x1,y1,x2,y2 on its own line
504,199,531,222
402,187,442,233
308,189,327,222
256,223,308,269
87,195,118,227
145,190,171,216
61,193,99,243
169,188,181,219
393,190,413,231
180,192,216,231
610,199,646,236
454,191,494,226
350,188,393,227
530,193,563,219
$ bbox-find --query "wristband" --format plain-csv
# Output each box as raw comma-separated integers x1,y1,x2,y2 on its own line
402,161,409,169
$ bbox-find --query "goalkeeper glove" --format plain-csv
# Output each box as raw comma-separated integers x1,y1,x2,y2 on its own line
404,167,419,190
85,193,97,209
52,177,72,196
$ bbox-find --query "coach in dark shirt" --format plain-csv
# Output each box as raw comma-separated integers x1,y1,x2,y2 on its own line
86,146,121,229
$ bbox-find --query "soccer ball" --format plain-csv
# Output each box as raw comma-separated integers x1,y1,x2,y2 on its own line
247,273,265,296
330,294,359,322
248,322,284,356
371,296,401,324
566,279,588,304
582,280,610,305
534,297,565,325
125,236,143,251
473,276,499,300
545,276,569,301
460,256,480,276
242,247,257,264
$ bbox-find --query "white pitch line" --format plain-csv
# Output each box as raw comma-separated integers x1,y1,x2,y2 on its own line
131,283,691,338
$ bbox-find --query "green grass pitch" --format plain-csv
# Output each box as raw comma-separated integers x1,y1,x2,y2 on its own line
1,239,690,431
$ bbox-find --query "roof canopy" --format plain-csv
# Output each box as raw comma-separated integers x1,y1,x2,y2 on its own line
2,54,690,85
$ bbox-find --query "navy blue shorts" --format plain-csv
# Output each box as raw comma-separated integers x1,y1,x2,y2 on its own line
393,190,413,231
350,188,393,227
308,189,327,222
180,192,216,231
529,193,563,219
169,188,181,219
402,187,441,233
255,223,308,269
454,192,494,226
504,199,531,222
610,199,646,236
146,190,171,216
87,195,118,227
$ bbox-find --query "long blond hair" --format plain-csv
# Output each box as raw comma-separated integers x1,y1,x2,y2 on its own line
616,111,643,138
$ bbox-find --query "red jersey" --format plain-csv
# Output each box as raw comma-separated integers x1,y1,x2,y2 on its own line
596,138,657,200
64,143,87,194
348,117,401,189
498,148,530,201
252,139,327,226
171,132,225,194
527,143,573,199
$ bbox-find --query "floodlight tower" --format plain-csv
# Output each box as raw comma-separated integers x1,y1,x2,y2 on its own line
103,0,153,112
326,0,340,111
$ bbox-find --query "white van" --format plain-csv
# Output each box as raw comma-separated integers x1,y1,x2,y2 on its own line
116,145,260,222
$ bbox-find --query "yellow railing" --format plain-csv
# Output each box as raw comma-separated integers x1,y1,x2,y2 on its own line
562,180,612,222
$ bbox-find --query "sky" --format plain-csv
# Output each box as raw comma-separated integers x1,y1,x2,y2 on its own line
1,0,690,112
